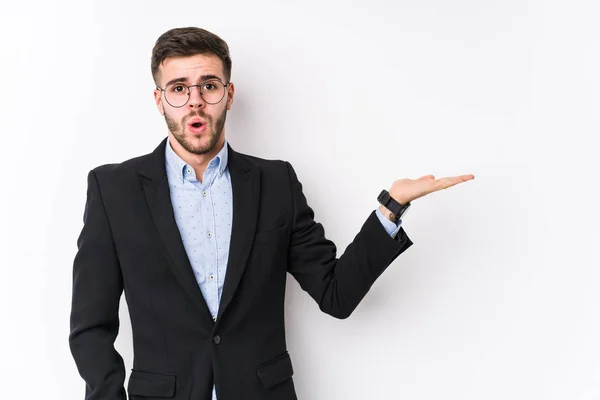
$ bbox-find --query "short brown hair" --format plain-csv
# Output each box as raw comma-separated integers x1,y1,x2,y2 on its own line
151,27,232,85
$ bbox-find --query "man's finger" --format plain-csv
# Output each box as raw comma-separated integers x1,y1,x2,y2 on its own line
436,175,474,190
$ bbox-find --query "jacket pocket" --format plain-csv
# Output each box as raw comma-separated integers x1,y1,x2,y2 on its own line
256,351,294,389
127,369,176,398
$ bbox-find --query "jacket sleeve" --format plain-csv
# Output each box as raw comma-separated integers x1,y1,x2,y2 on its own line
284,161,413,319
69,169,127,400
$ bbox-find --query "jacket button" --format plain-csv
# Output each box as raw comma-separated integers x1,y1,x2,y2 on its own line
213,335,221,344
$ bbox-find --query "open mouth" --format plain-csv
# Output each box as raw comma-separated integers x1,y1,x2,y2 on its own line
188,122,207,133
187,117,207,132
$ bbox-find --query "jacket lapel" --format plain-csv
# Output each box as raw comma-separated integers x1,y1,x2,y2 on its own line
138,137,260,324
216,143,260,323
138,137,213,322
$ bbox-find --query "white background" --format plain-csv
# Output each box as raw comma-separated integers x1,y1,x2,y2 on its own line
1,0,599,399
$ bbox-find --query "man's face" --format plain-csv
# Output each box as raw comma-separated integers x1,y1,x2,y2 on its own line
153,53,234,155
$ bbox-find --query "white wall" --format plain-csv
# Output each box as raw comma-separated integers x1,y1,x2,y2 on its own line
1,0,599,398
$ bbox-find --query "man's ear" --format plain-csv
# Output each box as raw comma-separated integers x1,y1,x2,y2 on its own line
226,82,235,111
153,88,164,115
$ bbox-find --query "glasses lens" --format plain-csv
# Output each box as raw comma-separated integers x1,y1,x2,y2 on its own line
200,81,225,104
165,84,189,107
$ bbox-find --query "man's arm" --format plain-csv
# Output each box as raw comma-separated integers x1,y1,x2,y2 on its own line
69,169,126,400
284,162,413,319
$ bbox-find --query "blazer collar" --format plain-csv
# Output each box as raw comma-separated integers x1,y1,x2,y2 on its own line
139,137,247,183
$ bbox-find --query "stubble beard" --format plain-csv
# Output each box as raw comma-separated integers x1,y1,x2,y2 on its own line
164,108,227,155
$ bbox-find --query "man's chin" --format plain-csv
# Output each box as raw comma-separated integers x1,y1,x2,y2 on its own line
185,144,212,155
184,136,217,155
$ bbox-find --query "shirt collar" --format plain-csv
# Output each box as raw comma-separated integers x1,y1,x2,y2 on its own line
165,138,229,184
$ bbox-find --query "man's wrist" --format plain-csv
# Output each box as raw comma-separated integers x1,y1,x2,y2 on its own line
379,204,397,223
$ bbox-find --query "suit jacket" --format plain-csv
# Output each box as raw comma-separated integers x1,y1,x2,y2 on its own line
69,137,413,400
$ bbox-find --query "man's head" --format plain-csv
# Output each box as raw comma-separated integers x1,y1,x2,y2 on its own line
151,27,234,156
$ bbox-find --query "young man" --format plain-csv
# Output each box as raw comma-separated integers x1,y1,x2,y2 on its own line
68,27,474,400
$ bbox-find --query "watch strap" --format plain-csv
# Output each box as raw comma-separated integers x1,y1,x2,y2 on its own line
377,189,410,220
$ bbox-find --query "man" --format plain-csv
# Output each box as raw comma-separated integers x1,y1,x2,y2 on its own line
68,27,474,400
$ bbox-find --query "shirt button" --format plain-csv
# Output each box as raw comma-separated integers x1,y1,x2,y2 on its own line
186,168,192,174
207,232,212,238
209,274,215,280
213,317,217,322
202,191,207,197
213,335,221,344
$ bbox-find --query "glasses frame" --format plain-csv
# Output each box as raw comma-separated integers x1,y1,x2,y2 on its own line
156,79,231,108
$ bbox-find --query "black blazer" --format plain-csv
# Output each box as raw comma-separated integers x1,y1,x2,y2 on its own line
69,137,413,400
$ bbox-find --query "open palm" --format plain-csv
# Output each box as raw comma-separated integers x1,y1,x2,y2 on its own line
390,174,475,204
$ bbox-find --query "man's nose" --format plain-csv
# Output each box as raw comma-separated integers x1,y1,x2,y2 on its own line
187,85,205,108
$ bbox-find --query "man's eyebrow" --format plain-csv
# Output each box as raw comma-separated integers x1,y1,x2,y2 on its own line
163,75,224,87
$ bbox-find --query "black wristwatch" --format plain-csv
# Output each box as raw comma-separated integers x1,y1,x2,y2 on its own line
377,189,411,222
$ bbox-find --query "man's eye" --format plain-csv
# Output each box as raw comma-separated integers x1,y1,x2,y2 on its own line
204,83,216,91
171,85,185,93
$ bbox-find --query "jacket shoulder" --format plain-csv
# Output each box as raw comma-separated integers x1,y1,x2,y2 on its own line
233,150,297,181
87,148,155,187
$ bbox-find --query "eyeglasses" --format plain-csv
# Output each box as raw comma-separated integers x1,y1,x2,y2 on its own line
156,80,231,108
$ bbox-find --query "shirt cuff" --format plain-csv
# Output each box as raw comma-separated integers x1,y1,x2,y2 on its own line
375,208,403,238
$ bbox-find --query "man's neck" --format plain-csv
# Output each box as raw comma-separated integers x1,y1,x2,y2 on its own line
168,135,225,182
